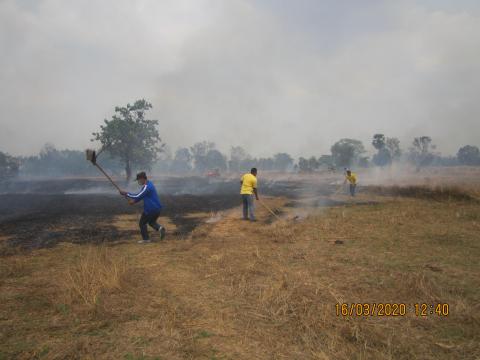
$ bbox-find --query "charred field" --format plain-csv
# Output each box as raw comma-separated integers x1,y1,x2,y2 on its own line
0,176,349,251
0,193,244,251
0,178,250,251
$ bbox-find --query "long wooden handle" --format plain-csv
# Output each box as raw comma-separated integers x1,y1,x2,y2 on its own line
332,183,345,195
258,199,281,220
95,163,122,192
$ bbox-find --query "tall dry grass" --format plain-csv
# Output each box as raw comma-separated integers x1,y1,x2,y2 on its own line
61,246,129,309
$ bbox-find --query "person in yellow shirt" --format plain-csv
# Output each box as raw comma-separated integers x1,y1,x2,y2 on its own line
344,169,357,197
240,168,259,221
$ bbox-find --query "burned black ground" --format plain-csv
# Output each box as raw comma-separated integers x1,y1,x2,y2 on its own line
0,193,240,251
0,176,347,252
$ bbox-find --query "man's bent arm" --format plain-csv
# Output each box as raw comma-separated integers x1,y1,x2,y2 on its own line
253,188,259,200
127,184,148,201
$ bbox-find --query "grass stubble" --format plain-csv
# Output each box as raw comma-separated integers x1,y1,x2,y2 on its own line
0,184,479,359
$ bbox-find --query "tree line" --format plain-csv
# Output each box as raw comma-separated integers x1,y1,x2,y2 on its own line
297,135,479,172
1,99,479,181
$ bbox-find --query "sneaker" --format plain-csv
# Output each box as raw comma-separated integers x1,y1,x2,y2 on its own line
137,239,151,244
160,227,166,240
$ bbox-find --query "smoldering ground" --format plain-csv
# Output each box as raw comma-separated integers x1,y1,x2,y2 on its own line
2,165,479,252
0,176,321,251
0,172,371,251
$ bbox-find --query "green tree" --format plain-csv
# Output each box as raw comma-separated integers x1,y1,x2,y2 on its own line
273,153,294,172
190,141,216,173
298,156,320,172
152,145,172,173
298,157,310,173
229,146,251,172
372,134,386,151
372,134,401,166
457,145,480,165
20,143,123,177
318,155,333,167
308,156,319,170
205,149,228,171
256,157,275,171
92,99,164,181
331,138,366,167
385,137,401,161
0,151,19,180
170,147,192,173
409,136,436,169
372,134,391,166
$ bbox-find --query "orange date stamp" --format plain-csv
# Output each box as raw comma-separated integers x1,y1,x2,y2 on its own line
335,303,449,317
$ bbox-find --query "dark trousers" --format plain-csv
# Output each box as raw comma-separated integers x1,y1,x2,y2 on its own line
139,211,161,240
350,184,356,197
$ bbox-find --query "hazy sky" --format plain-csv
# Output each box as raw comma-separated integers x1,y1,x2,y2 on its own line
1,0,479,157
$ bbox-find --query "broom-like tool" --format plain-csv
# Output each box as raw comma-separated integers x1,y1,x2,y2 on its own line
258,199,281,220
86,149,122,192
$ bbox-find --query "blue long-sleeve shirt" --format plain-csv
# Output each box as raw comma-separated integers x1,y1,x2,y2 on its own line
127,180,162,214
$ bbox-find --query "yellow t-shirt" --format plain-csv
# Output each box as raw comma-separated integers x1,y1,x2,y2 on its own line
345,173,357,185
240,173,258,195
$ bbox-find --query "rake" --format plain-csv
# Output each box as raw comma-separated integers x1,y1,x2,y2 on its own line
258,199,281,220
332,183,345,196
85,149,122,192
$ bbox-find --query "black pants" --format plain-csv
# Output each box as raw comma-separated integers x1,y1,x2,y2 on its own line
139,211,161,240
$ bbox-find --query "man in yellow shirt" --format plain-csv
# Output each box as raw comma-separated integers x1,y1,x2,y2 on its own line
240,168,259,221
344,169,357,197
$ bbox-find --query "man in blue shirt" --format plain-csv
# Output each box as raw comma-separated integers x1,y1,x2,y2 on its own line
120,172,165,244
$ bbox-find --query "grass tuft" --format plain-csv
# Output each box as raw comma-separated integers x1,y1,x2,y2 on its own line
61,246,129,309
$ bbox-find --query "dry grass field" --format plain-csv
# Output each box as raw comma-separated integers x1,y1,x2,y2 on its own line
1,173,479,359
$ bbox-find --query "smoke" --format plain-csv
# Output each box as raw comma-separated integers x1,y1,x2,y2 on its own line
1,0,480,157
64,187,116,195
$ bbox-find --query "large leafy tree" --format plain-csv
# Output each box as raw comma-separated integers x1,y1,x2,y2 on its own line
372,134,386,151
257,157,275,171
457,145,480,165
273,153,294,171
170,147,192,173
409,136,436,169
318,154,333,167
385,137,401,161
205,149,228,171
190,141,216,173
297,156,319,173
229,146,251,172
331,138,366,167
372,134,401,166
372,134,391,167
92,99,164,181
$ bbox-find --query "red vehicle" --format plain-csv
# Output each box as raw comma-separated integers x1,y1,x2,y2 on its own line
206,168,221,178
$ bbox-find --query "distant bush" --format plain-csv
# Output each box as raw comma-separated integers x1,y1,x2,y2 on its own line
0,151,19,180
19,143,123,177
457,145,480,165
